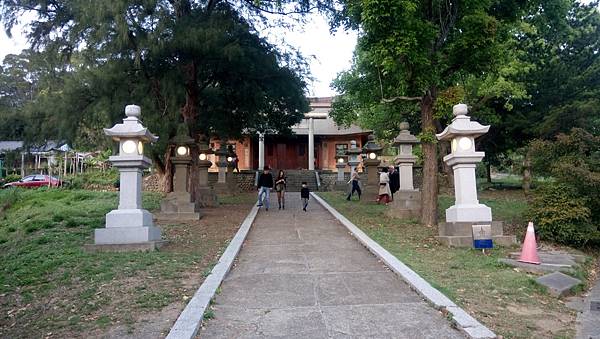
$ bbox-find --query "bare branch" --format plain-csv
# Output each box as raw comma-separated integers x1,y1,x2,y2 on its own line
381,96,422,103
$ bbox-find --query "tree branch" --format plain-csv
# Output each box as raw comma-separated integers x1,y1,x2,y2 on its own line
381,96,422,103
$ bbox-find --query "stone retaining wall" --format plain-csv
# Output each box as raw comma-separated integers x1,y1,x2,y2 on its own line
142,169,423,193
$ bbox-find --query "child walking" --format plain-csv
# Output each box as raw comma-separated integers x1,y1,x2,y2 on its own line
300,182,310,212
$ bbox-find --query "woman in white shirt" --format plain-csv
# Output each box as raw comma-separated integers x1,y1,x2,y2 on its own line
377,167,391,205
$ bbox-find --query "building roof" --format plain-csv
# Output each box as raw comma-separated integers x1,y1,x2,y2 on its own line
291,97,370,136
0,140,72,153
0,141,24,152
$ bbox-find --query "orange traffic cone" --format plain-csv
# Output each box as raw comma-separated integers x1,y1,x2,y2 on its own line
518,221,541,264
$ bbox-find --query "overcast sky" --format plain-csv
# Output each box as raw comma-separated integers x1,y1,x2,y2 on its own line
0,13,357,97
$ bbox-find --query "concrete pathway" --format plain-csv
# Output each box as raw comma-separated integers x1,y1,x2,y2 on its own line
574,259,600,339
199,192,463,338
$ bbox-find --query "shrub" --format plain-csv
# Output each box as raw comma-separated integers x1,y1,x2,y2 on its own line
529,128,600,248
527,183,599,247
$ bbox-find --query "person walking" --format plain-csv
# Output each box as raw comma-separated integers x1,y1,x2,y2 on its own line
257,166,273,210
346,169,362,201
300,182,310,212
377,167,391,205
388,165,400,201
275,170,287,210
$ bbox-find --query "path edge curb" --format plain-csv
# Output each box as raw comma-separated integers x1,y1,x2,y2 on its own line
312,192,496,339
166,204,260,339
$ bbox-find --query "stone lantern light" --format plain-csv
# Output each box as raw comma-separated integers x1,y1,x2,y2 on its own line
91,104,162,250
387,121,421,218
435,104,516,246
158,124,200,220
361,134,383,194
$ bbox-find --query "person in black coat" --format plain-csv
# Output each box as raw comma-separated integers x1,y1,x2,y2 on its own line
300,182,310,212
257,166,274,210
388,165,400,201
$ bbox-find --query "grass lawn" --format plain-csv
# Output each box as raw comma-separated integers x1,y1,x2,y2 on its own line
0,188,254,338
319,189,591,339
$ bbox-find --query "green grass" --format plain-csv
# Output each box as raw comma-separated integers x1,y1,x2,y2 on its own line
319,190,586,339
0,188,205,338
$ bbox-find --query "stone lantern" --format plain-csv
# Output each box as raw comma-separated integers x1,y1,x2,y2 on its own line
346,140,362,173
213,143,230,193
91,104,162,250
158,124,200,220
334,156,347,190
387,122,421,219
362,134,383,194
435,104,515,246
196,137,218,207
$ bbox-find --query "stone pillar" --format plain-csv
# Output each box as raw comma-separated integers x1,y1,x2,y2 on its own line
258,133,265,170
361,134,382,197
158,153,201,221
118,167,143,209
196,160,218,207
308,117,315,170
90,104,162,251
334,160,347,191
20,153,25,177
435,104,515,247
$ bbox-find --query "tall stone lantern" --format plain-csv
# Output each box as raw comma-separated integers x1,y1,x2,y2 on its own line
362,134,383,195
346,140,362,173
158,124,200,220
334,155,347,191
435,104,516,246
213,143,229,194
387,122,421,219
196,137,218,207
92,104,162,250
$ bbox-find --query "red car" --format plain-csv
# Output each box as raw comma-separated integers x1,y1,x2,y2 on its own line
3,174,62,188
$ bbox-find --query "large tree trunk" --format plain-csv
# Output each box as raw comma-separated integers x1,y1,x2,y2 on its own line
486,162,492,183
420,91,438,227
522,148,532,194
438,140,453,188
154,146,174,193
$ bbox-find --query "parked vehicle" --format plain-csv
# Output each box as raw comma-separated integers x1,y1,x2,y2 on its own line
2,174,62,188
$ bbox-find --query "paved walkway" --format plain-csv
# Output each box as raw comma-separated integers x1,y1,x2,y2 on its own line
199,192,463,338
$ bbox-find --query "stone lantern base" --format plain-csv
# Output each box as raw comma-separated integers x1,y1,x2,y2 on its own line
157,191,201,221
436,221,517,247
87,209,164,252
196,186,218,208
386,190,421,219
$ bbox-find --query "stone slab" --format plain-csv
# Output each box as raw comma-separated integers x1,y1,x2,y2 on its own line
321,303,464,338
154,212,201,221
94,225,162,244
508,251,585,266
199,306,328,339
536,271,582,297
499,258,575,274
437,235,517,247
84,240,166,252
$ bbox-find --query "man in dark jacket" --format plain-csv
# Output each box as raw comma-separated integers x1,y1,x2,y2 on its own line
388,165,400,200
257,166,274,210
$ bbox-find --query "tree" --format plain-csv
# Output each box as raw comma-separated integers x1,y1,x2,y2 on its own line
329,0,527,226
0,0,326,191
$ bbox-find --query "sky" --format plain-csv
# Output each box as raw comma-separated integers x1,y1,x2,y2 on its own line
0,13,357,97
